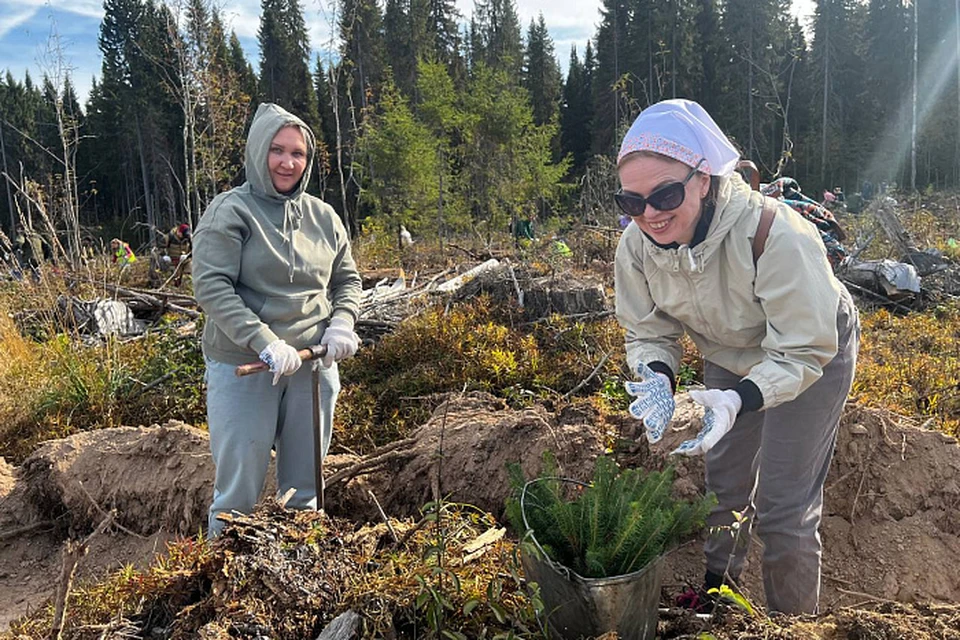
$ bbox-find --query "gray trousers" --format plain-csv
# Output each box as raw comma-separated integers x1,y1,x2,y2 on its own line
702,288,859,614
205,356,340,537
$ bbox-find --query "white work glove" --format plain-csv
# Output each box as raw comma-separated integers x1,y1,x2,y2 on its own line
624,363,676,444
319,317,360,368
672,389,743,456
259,339,302,385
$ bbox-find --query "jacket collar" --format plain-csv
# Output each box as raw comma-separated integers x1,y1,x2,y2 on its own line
641,172,756,272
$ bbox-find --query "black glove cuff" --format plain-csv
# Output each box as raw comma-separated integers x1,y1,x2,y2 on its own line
734,379,764,414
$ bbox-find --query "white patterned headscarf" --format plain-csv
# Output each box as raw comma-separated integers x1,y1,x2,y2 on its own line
617,99,740,177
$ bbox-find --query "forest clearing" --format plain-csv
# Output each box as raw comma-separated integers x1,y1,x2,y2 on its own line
5,0,960,636
1,188,960,638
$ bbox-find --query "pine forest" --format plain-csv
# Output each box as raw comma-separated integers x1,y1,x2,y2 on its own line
1,0,958,248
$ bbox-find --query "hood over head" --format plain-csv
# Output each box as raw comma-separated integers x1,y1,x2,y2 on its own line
245,103,316,199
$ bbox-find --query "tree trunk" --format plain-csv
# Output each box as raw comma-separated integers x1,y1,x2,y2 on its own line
135,113,157,247
953,0,960,184
57,107,77,264
821,7,830,185
748,11,755,159
0,118,15,235
911,0,918,191
874,199,915,256
671,0,677,98
330,67,354,236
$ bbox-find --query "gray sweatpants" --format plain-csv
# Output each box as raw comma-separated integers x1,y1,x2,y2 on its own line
702,288,859,614
204,356,340,537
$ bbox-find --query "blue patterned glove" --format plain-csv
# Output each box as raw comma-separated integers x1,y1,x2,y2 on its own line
671,389,742,456
624,363,675,444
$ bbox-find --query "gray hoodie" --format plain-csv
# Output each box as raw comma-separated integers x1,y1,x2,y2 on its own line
193,103,362,365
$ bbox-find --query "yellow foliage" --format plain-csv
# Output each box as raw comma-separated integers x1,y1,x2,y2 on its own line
854,304,960,435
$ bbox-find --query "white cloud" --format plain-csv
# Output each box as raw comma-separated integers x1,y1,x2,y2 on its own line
0,8,37,39
219,1,261,40
1,0,103,21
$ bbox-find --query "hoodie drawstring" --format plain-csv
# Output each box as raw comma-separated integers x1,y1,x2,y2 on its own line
281,200,303,282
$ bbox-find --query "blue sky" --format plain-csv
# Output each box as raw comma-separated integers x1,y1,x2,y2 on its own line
0,0,817,106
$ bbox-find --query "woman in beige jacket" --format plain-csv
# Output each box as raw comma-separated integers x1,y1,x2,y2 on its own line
614,99,859,614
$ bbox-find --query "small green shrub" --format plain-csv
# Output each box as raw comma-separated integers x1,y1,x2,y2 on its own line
505,454,715,579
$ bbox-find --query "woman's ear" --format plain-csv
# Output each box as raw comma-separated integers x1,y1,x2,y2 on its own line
700,174,711,199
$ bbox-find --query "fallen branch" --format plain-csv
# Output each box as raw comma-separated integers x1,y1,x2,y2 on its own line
77,480,148,540
0,520,56,541
128,371,177,399
368,490,399,544
51,511,116,640
836,586,900,606
325,438,418,487
840,279,916,314
563,352,611,400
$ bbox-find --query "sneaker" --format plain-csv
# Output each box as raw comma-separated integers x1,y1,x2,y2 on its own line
675,585,716,613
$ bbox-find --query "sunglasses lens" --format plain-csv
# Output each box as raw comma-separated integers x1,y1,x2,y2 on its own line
615,193,646,217
647,182,686,212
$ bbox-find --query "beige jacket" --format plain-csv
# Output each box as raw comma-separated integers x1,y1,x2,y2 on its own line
614,173,842,410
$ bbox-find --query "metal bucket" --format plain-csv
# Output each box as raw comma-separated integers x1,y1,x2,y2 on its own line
520,479,664,640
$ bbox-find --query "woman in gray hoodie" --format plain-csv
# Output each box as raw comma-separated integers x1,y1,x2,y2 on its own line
193,103,362,537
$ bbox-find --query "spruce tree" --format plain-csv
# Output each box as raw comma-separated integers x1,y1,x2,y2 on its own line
339,0,386,111
591,0,630,156
717,0,792,170
810,0,862,189
427,0,462,73
258,0,319,131
561,45,593,173
229,31,259,106
523,14,562,127
472,0,524,79
384,0,416,96
694,0,722,115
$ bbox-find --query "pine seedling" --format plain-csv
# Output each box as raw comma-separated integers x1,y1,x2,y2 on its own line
507,454,715,579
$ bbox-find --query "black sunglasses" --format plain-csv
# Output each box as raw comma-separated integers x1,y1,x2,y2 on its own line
615,158,705,218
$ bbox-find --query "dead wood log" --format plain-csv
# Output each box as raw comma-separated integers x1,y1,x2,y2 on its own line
104,283,200,319
315,610,361,640
873,199,916,256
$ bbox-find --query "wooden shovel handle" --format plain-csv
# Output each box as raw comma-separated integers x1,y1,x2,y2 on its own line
234,344,328,377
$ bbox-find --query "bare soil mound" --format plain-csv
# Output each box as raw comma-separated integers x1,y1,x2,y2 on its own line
639,398,960,609
19,421,215,536
4,395,960,633
331,393,607,519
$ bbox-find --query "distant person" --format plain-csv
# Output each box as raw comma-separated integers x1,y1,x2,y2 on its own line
861,180,874,202
512,216,535,248
399,224,414,248
833,187,845,203
15,231,46,281
79,237,97,264
193,103,362,537
613,99,859,615
160,223,192,286
110,238,137,267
